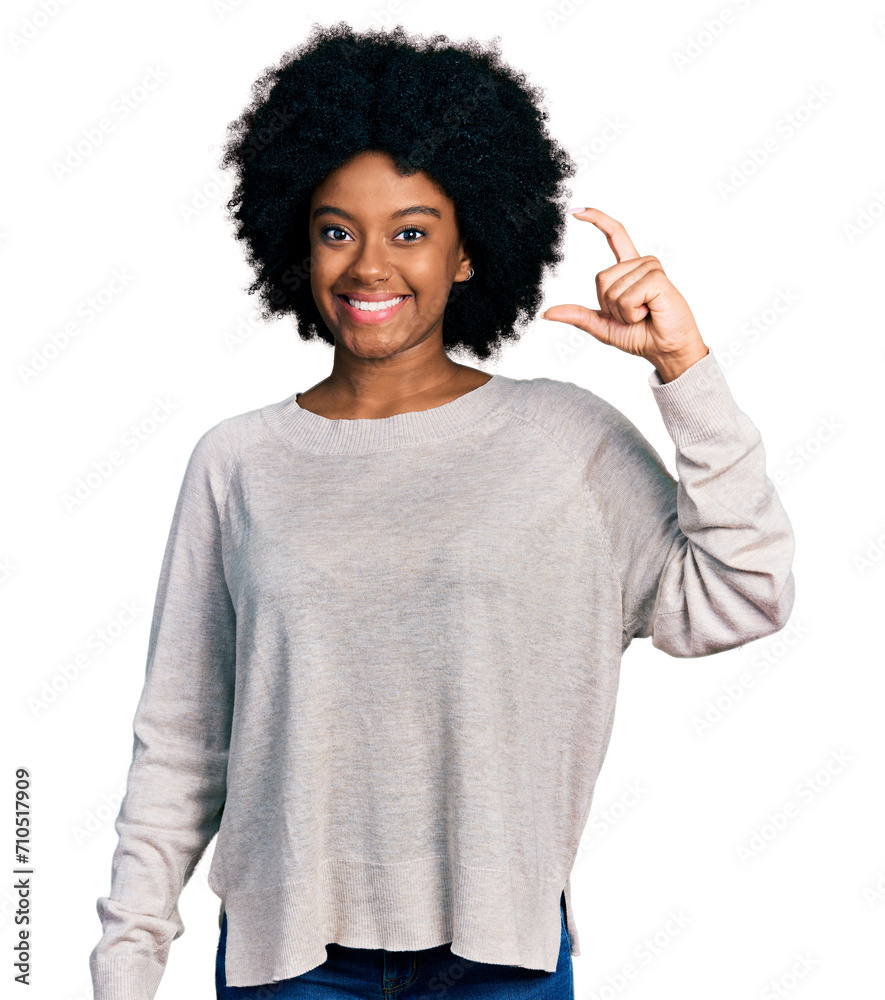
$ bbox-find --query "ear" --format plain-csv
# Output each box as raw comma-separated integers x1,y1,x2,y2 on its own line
454,240,473,282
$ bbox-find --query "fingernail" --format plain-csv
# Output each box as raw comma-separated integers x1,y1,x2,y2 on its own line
567,205,587,214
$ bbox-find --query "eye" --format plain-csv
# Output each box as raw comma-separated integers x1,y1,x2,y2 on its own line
394,226,427,242
318,224,428,243
320,225,352,242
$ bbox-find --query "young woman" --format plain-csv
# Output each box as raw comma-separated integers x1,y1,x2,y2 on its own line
89,21,795,1000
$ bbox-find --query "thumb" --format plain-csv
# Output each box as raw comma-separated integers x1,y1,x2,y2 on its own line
541,303,606,336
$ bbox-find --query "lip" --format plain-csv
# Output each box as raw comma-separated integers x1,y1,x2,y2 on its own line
340,291,410,301
336,293,411,325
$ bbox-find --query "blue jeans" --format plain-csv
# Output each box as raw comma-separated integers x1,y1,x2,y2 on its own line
216,893,574,999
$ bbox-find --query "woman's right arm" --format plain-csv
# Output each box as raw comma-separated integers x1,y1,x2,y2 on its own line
89,427,237,1000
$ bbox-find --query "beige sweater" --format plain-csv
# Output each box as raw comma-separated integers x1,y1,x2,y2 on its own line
89,352,795,997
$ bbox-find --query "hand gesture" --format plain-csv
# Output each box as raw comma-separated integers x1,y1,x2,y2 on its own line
541,208,709,382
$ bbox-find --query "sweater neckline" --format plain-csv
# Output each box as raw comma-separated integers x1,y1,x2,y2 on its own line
262,373,514,453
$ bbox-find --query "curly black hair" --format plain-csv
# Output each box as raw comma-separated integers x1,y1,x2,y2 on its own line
218,21,576,363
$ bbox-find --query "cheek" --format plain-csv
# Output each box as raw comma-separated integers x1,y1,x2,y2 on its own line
309,251,339,291
406,253,449,292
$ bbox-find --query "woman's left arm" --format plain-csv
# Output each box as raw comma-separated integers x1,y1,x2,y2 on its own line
543,209,796,656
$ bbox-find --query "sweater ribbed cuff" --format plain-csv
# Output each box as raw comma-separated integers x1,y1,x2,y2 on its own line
89,955,167,1000
647,350,741,447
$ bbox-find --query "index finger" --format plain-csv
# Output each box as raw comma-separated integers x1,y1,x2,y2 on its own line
570,207,640,264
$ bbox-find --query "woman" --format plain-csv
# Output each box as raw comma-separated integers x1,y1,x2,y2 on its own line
89,22,795,1000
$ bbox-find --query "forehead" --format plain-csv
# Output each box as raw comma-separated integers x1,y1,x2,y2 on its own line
310,150,452,211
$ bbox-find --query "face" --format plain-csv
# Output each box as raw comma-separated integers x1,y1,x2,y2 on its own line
308,149,472,360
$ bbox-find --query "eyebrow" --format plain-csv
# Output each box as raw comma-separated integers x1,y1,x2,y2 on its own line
311,204,443,222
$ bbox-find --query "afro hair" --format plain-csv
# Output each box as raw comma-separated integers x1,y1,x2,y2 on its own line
218,21,576,363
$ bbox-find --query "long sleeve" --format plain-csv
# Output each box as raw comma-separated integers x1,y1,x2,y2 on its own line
89,428,237,1000
587,351,795,657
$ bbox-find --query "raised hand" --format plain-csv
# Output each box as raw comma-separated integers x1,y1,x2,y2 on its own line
541,208,709,382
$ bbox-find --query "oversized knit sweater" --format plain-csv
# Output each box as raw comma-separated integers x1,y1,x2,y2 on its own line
89,351,795,998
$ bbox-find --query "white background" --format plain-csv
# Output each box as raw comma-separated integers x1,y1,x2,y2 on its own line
3,0,883,997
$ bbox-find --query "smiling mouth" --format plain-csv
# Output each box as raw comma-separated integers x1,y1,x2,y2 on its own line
339,295,409,312
336,293,413,325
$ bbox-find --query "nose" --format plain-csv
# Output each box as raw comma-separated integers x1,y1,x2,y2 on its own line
348,235,392,284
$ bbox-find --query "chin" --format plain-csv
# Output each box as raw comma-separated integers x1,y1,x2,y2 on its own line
339,330,409,356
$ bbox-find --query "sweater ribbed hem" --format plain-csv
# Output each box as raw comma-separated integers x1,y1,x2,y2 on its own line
648,350,740,447
260,373,519,454
219,857,575,987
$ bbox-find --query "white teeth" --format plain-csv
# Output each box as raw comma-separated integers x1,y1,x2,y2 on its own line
345,296,405,312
